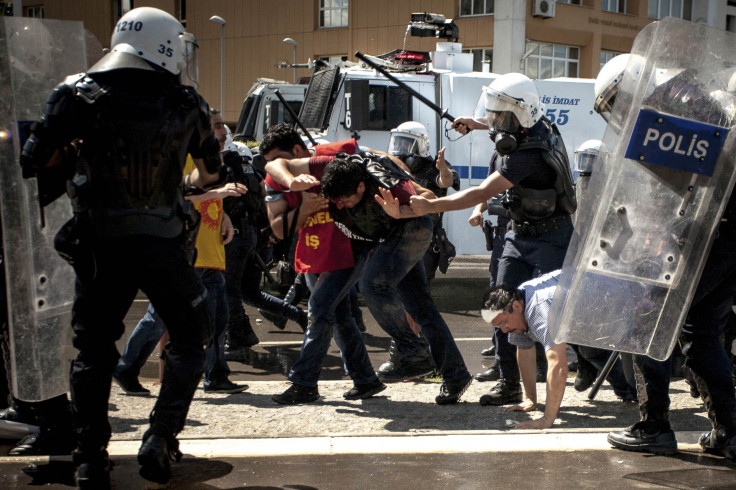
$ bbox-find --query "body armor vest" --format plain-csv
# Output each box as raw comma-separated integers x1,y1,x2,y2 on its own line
223,151,263,227
69,73,211,238
328,154,407,241
505,118,577,223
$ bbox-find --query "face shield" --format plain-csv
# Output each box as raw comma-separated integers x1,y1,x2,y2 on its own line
180,32,199,88
574,149,598,175
483,89,527,133
388,133,419,158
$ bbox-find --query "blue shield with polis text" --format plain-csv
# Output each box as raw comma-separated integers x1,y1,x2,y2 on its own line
548,17,736,361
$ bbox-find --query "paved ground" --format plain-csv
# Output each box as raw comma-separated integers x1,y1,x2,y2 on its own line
1,255,735,488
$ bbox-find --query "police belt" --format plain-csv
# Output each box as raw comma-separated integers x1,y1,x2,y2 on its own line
510,215,571,237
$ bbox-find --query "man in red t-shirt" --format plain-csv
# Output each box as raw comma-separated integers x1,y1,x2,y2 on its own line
259,124,384,404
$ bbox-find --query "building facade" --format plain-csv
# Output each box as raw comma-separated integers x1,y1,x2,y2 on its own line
9,0,736,124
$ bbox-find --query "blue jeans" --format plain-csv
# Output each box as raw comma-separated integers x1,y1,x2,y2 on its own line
287,267,377,387
359,216,469,383
114,268,229,386
115,303,166,379
200,269,231,386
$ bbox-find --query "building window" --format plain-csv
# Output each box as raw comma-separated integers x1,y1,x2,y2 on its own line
557,0,582,4
599,50,621,73
648,0,692,20
459,0,494,17
25,6,44,17
318,55,349,65
463,48,493,72
602,0,626,13
523,43,579,79
319,0,348,29
115,0,134,20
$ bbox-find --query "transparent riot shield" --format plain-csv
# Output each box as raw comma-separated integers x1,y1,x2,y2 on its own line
549,17,736,361
0,17,101,400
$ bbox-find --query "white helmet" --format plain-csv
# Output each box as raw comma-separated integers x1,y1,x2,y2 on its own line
91,7,198,85
223,126,253,158
594,54,645,120
573,139,601,175
474,73,542,133
388,121,430,158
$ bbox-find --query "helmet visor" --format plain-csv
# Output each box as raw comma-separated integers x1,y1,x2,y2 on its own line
181,33,199,88
388,134,418,157
483,89,527,132
573,150,598,174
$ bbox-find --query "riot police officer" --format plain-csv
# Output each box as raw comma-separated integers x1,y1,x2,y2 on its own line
410,73,576,406
21,7,223,487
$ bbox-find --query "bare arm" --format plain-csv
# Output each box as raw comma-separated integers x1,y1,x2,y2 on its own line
435,147,454,188
515,343,568,430
264,157,319,191
410,171,512,215
221,212,234,245
505,347,537,414
185,182,247,202
189,156,223,189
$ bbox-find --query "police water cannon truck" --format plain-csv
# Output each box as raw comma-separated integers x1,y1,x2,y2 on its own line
295,13,607,255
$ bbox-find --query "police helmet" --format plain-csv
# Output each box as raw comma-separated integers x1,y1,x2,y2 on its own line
473,73,542,133
89,7,199,86
573,139,601,175
388,121,431,158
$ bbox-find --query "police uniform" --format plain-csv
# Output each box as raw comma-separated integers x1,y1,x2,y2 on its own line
21,65,221,476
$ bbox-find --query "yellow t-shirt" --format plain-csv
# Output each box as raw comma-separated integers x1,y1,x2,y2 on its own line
184,156,226,270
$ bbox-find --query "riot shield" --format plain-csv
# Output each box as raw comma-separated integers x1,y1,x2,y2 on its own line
0,17,101,401
549,17,736,361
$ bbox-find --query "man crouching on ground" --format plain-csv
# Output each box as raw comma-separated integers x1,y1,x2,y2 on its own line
482,270,567,428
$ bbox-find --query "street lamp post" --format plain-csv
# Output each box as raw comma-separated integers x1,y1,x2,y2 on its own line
283,38,298,83
209,15,226,113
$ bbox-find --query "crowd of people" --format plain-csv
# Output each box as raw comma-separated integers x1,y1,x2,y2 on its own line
1,6,735,488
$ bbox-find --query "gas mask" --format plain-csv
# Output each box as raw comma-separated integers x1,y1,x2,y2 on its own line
490,129,518,156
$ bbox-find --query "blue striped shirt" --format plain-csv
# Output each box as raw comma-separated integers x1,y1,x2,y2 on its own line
508,270,561,352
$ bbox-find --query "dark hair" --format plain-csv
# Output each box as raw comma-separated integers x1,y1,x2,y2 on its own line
321,158,364,200
483,285,522,312
259,123,307,156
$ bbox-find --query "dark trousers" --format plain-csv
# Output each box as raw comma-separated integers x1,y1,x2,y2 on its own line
70,235,212,454
636,220,736,425
494,221,573,381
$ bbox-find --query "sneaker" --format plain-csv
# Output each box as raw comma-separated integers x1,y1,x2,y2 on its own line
259,308,287,330
699,427,736,458
272,383,320,405
343,379,386,400
607,419,677,454
474,364,500,382
204,379,248,394
479,379,523,406
435,374,473,405
113,372,151,396
481,345,495,357
574,361,597,392
377,357,435,383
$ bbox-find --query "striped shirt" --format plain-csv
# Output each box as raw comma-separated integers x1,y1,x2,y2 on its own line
508,270,561,352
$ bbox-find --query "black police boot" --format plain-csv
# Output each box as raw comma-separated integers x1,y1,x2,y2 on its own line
474,364,500,382
0,397,35,425
479,378,523,406
9,394,75,456
607,417,677,454
138,430,182,484
73,448,112,489
574,356,598,392
377,340,435,383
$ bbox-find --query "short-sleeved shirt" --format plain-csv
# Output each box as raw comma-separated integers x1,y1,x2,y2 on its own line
497,149,555,189
184,156,225,270
508,269,560,352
